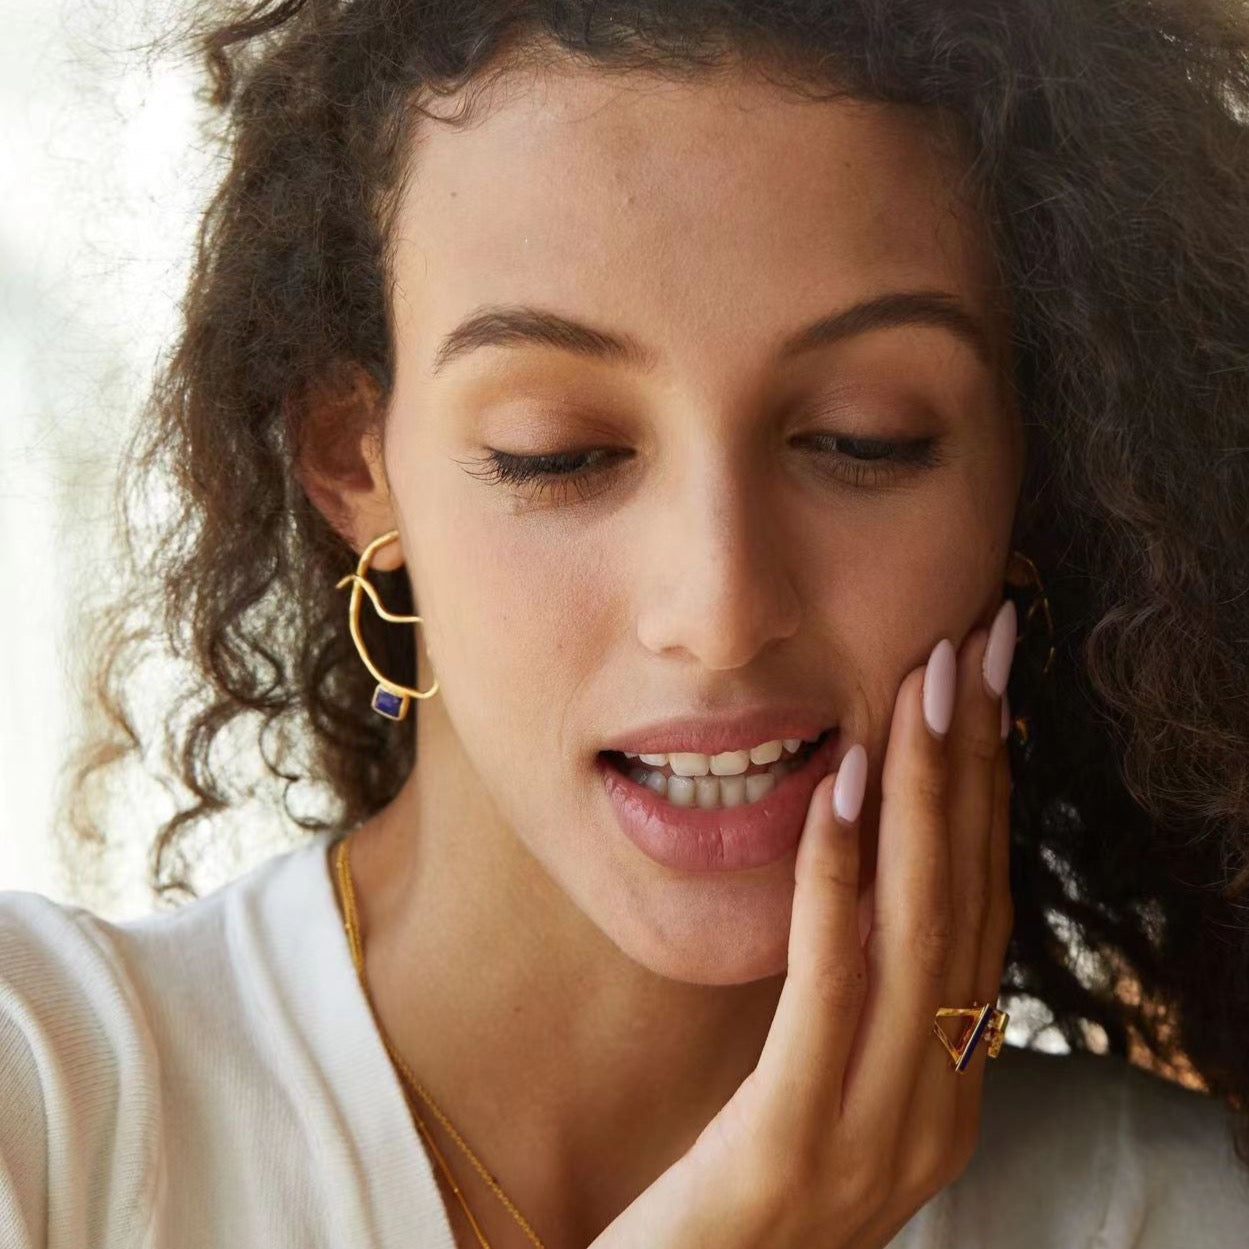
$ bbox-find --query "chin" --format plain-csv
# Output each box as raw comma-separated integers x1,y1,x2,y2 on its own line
585,877,796,987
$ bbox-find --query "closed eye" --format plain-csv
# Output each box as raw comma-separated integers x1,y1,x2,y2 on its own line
458,433,945,505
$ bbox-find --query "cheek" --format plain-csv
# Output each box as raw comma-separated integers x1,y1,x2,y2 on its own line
830,495,997,729
429,512,614,747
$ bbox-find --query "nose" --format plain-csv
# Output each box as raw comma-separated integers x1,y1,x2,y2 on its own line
634,450,802,671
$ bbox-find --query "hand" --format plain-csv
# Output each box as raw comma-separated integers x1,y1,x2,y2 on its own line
588,618,1016,1249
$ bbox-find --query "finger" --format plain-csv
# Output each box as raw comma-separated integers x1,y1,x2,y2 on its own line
976,739,1015,1002
934,603,1016,1090
755,747,870,1125
941,613,1011,1007
840,638,955,1141
895,626,1012,1205
952,743,1015,1148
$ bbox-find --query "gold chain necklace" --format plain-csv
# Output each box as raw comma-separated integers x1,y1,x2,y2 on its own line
331,835,548,1249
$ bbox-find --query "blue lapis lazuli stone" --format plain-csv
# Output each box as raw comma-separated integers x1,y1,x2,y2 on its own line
372,687,405,719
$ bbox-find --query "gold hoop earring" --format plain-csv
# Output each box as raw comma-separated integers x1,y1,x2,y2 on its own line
1004,548,1054,748
336,529,439,721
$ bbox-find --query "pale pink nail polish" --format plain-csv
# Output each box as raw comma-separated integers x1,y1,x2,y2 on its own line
922,637,956,738
833,742,867,824
983,600,1017,699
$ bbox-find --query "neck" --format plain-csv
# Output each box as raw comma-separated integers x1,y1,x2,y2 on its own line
339,710,787,1247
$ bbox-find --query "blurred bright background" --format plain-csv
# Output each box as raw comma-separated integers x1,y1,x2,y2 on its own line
0,0,299,921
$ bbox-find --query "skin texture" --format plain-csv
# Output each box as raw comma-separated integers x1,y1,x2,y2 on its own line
306,58,1025,1249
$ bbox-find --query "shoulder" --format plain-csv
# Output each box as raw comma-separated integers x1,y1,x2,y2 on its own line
951,1044,1249,1247
0,886,164,1109
0,832,336,1249
0,888,163,1249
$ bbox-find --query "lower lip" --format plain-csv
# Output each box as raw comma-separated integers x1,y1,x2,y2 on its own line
596,730,842,872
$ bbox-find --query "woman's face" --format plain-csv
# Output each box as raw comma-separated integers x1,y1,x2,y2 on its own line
372,59,1024,984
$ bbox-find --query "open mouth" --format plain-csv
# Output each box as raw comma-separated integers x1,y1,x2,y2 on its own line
598,726,836,809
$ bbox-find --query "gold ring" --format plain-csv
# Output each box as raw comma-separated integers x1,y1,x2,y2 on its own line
933,1003,1009,1073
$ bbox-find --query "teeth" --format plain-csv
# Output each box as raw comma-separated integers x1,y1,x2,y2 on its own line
627,760,792,808
749,740,783,766
709,750,751,777
623,735,816,777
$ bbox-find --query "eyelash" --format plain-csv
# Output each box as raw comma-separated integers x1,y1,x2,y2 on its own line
465,434,944,506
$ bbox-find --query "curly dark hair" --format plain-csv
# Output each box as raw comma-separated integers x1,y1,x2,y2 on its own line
58,0,1249,1169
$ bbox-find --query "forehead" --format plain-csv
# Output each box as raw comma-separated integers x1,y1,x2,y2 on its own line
391,59,1001,378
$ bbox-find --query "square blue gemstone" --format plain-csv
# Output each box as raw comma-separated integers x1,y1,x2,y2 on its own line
372,687,404,719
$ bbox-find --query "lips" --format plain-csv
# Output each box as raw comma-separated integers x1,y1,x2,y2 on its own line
597,726,845,872
600,708,838,757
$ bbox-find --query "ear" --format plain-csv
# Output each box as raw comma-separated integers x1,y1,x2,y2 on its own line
290,362,405,572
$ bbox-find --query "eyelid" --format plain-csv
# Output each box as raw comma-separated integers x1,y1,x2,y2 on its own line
459,431,945,509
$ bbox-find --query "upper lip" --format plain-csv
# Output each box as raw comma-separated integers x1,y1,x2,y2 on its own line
601,707,837,756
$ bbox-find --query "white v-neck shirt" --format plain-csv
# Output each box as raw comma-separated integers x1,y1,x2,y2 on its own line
2,828,1247,1248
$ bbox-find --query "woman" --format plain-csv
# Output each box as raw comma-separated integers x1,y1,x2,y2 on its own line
3,0,1249,1245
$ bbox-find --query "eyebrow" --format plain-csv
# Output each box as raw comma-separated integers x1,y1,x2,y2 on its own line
429,288,995,377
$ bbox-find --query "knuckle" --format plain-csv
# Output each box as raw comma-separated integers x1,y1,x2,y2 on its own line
763,1153,889,1247
841,1160,892,1212
905,1133,970,1202
909,908,954,978
750,1138,833,1225
962,877,989,921
911,766,946,811
808,954,869,1008
725,1124,800,1203
734,1167,792,1236
812,852,861,897
958,720,1001,765
910,894,953,949
943,1129,980,1187
915,938,952,983
957,1124,981,1174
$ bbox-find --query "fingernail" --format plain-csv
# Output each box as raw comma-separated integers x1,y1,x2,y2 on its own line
833,742,867,824
922,637,956,738
982,599,1017,699
1000,689,1011,741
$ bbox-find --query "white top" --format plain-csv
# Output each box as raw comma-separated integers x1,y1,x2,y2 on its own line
2,828,1247,1249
